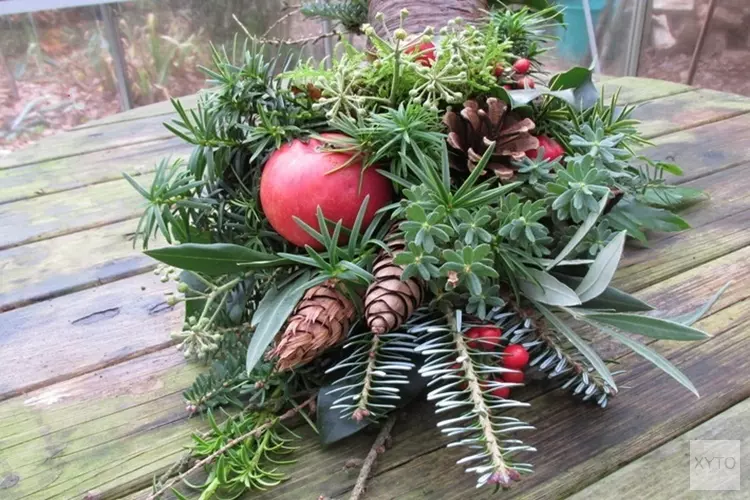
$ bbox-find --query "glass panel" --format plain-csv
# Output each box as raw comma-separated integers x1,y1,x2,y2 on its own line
639,0,750,96
1,2,328,152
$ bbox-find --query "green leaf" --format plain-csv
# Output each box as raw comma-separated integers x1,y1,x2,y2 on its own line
536,303,617,390
145,243,289,275
669,281,731,326
549,67,591,91
642,186,706,209
575,231,626,302
593,323,698,397
520,268,582,306
584,312,712,341
556,276,654,312
179,270,208,320
546,195,608,270
247,272,313,374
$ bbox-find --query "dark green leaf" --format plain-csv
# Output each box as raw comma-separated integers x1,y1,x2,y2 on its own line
584,312,712,341
145,243,290,275
556,275,654,312
593,324,698,397
179,270,208,320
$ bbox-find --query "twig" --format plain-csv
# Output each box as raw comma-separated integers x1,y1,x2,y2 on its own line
234,13,342,46
349,413,398,500
148,394,316,500
263,7,302,37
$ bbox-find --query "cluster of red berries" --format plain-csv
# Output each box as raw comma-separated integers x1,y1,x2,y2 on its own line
452,326,530,399
494,58,535,90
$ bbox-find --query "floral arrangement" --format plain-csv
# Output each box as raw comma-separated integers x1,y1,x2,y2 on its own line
126,2,721,498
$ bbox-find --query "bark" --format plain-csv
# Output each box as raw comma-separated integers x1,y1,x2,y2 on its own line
368,0,489,36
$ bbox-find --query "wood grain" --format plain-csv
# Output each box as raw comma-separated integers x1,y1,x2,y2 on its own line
0,115,174,171
0,273,182,401
0,349,201,500
600,76,693,104
0,138,190,205
0,219,160,312
73,94,199,131
569,397,750,499
0,173,154,251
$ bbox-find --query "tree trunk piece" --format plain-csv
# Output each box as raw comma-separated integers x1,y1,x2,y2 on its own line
368,0,489,36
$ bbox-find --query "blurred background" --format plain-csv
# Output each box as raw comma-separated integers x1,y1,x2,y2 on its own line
0,0,747,153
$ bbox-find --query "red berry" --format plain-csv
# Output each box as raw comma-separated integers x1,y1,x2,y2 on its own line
465,326,503,351
483,378,511,398
260,134,392,249
503,370,525,384
503,84,514,90
526,135,565,161
517,76,535,89
406,41,436,67
513,58,531,74
493,63,504,78
502,344,530,370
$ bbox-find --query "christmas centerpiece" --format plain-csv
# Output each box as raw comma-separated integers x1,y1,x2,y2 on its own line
126,1,723,497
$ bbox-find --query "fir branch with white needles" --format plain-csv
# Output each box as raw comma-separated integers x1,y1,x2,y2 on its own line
416,307,536,488
326,328,419,422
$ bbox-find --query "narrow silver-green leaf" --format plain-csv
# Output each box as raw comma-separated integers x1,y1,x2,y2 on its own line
246,271,313,374
557,275,654,312
536,303,618,391
669,281,731,326
575,231,626,302
521,268,582,306
546,195,608,270
592,323,699,397
584,312,712,341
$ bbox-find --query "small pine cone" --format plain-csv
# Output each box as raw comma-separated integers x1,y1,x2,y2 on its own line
269,280,356,371
364,232,425,334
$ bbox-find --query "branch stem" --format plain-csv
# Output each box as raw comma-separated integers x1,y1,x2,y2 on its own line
349,413,397,500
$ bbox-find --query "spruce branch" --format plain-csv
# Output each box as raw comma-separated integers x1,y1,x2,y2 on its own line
349,413,398,500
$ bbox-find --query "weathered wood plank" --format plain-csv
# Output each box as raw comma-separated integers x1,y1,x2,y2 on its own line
0,273,181,401
0,349,201,500
600,76,693,104
0,138,191,205
359,298,750,500
569,397,750,499
0,115,174,171
73,94,200,130
0,219,159,313
0,173,153,251
642,113,750,182
635,88,750,139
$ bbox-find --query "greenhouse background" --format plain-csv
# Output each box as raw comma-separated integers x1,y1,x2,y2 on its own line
1,0,748,153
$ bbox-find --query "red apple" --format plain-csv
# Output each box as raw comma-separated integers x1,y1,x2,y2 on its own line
526,135,565,161
406,41,436,67
260,134,392,249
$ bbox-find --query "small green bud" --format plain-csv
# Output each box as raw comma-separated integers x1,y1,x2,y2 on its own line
409,89,418,97
374,13,384,21
160,275,169,283
188,315,197,325
177,282,189,293
455,16,464,24
364,25,375,36
424,27,435,36
421,34,432,44
166,296,178,307
394,29,407,41
400,8,409,19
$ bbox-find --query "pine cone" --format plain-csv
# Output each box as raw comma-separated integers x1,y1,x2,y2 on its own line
443,97,539,181
364,230,425,334
269,280,356,371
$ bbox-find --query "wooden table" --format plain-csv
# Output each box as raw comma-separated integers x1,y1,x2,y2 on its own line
1,77,749,499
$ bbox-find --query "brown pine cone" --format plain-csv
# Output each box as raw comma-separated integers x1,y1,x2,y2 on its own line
364,230,425,334
269,280,356,371
443,97,539,181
